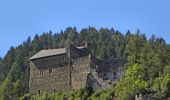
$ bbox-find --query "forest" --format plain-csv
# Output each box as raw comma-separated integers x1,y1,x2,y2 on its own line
0,27,170,100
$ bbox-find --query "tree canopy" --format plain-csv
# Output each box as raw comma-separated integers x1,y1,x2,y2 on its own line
0,27,170,99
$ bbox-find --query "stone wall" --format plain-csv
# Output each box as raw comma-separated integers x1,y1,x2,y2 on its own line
29,54,70,95
31,54,68,69
29,46,92,94
69,44,90,59
71,55,91,89
89,69,111,90
29,44,126,94
95,58,126,82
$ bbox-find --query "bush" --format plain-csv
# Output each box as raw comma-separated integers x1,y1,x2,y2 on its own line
20,94,31,100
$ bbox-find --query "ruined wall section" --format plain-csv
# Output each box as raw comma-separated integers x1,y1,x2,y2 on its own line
71,56,91,89
29,55,70,95
29,43,126,94
69,44,90,59
95,58,126,82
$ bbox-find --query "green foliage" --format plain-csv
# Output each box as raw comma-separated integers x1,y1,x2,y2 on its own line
115,64,148,100
12,79,21,96
30,87,93,100
152,63,170,99
0,75,13,100
29,87,114,100
20,94,31,100
0,27,169,99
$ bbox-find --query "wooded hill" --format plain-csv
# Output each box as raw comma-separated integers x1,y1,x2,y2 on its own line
0,27,170,100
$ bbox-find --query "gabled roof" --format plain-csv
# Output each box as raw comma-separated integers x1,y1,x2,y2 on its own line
30,48,66,60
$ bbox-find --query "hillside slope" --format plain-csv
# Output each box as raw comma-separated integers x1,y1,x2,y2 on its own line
0,27,170,99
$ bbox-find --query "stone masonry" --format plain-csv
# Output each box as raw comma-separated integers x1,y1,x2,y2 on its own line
29,43,126,95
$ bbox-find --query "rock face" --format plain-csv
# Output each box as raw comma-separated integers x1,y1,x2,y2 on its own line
29,43,126,95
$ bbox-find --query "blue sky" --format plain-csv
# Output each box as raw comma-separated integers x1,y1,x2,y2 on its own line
0,0,170,57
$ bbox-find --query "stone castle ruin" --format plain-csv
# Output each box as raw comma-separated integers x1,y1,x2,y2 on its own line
29,43,126,95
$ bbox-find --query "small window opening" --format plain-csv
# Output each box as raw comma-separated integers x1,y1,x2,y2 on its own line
113,72,116,75
72,65,74,70
54,89,56,93
40,70,43,75
38,90,41,94
49,68,52,73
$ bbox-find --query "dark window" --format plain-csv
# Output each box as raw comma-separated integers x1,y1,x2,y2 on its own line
40,70,43,75
113,72,116,75
72,65,74,70
49,68,52,73
54,89,56,92
38,90,41,94
108,81,112,84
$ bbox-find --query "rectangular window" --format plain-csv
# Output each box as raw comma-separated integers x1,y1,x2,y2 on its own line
38,90,41,94
49,68,52,73
40,70,43,75
54,89,56,93
72,65,74,70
